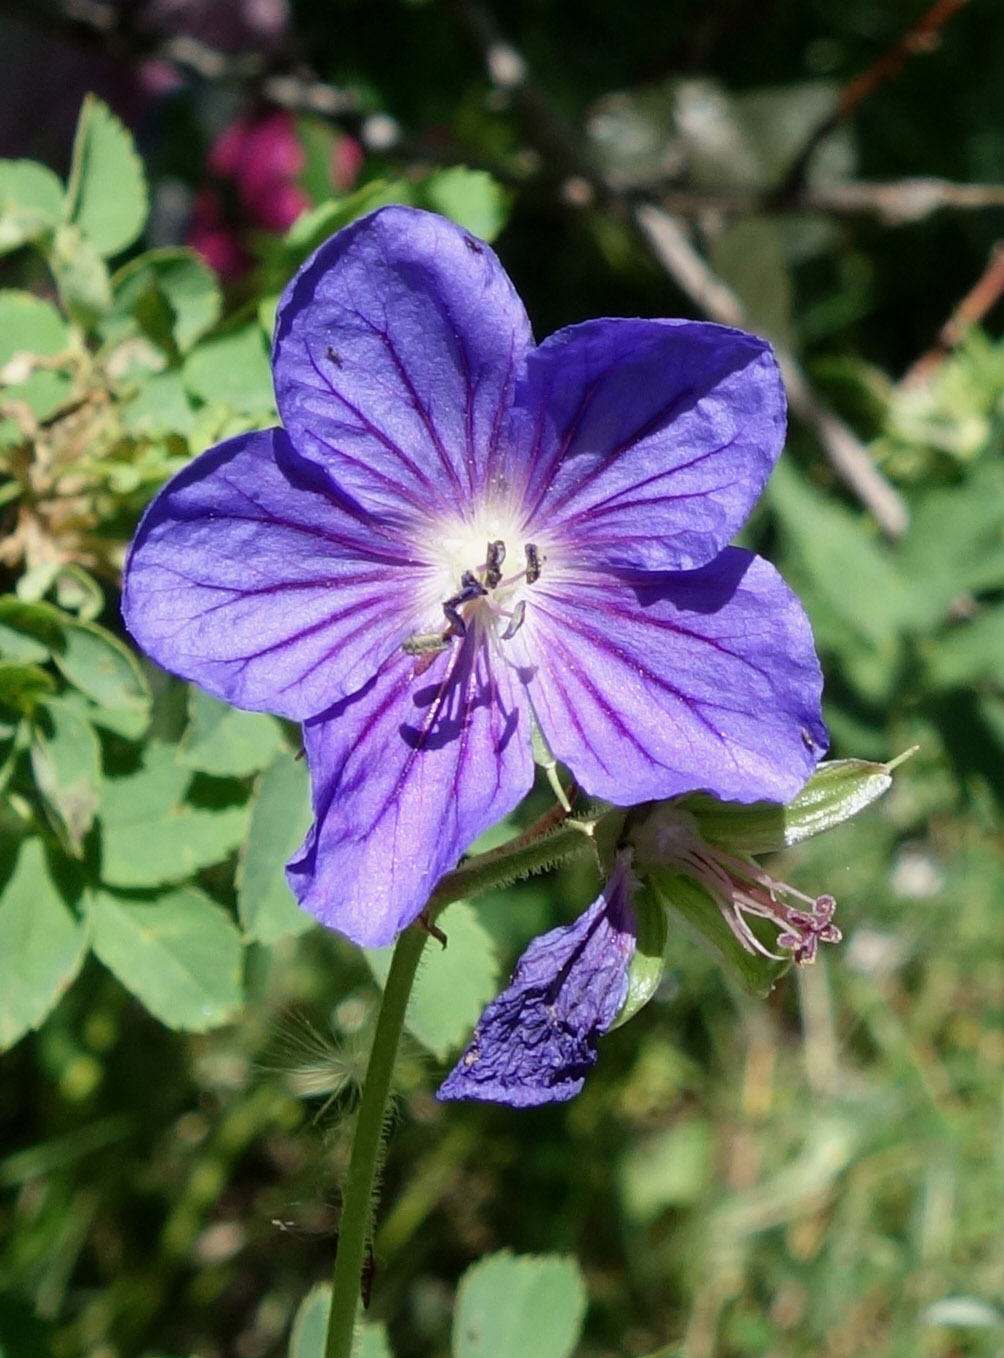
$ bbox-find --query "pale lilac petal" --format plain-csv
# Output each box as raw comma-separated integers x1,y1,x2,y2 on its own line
123,428,424,719
510,549,826,805
286,637,535,946
272,206,533,524
437,860,636,1107
513,319,785,571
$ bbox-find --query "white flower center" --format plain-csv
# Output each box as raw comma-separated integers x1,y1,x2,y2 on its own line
406,507,545,659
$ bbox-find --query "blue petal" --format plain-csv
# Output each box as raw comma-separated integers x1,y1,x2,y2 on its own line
437,861,636,1107
273,205,533,524
287,636,535,946
509,549,827,805
123,428,425,719
512,319,785,571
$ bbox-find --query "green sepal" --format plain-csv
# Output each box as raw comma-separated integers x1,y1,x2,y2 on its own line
678,757,896,856
647,867,788,998
609,880,667,1030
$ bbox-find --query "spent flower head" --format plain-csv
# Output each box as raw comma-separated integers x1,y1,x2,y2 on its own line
123,205,826,946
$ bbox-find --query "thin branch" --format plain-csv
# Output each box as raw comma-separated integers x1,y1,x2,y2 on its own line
452,0,909,538
901,240,1004,386
779,0,971,201
633,205,909,538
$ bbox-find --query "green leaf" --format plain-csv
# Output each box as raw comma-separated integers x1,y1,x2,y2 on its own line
682,758,895,855
617,1121,712,1222
768,459,910,646
0,290,72,420
0,596,64,663
924,606,1004,690
647,869,788,997
182,687,285,778
237,753,313,944
288,1284,392,1358
0,838,88,1051
183,325,275,416
419,167,510,242
120,370,196,439
66,95,148,257
110,248,222,354
100,745,248,888
0,661,56,713
367,900,499,1060
30,697,102,854
283,180,407,259
53,618,151,724
50,223,112,324
0,158,65,253
452,1251,587,1358
87,887,243,1031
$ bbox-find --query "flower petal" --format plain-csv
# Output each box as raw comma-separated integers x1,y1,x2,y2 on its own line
437,858,636,1107
123,428,423,719
287,637,534,946
512,319,785,571
511,549,826,805
272,205,533,524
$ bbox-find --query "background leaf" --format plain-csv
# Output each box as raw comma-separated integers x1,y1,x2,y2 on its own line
66,94,148,258
181,688,285,779
0,838,88,1051
452,1251,587,1358
237,752,313,944
99,745,248,888
87,887,243,1031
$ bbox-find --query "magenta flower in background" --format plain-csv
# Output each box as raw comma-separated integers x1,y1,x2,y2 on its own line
123,205,826,947
188,108,363,280
438,854,639,1106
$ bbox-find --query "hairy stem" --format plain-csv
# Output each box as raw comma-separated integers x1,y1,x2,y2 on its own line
323,801,601,1353
324,924,427,1358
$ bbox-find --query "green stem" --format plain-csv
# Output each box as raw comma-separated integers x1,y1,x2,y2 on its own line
324,924,427,1358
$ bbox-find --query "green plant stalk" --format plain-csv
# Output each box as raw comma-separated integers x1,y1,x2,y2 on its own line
323,804,600,1355
325,922,427,1358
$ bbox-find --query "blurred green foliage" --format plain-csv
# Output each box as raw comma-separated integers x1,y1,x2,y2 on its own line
1,2,1003,1355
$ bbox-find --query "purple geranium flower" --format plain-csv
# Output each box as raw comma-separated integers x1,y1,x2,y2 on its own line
438,853,638,1107
123,205,826,947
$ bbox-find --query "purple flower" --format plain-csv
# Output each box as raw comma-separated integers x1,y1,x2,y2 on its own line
123,205,826,947
438,855,638,1106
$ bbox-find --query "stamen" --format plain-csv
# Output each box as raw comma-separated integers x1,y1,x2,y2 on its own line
500,600,527,640
485,540,506,589
525,543,541,584
443,570,488,637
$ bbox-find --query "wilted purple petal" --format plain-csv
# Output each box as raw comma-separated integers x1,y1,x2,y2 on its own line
123,429,425,719
512,319,785,571
272,206,533,523
509,549,826,806
286,636,534,946
437,858,637,1107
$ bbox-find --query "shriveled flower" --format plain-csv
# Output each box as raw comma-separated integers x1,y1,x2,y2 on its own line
123,205,826,946
438,853,638,1107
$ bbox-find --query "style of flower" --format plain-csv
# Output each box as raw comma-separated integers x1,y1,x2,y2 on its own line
438,853,638,1107
123,204,827,947
632,805,841,964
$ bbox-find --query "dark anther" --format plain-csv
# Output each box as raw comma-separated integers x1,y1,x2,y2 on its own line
442,570,488,636
485,539,506,589
501,600,526,640
326,346,342,367
525,542,541,584
463,236,483,254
